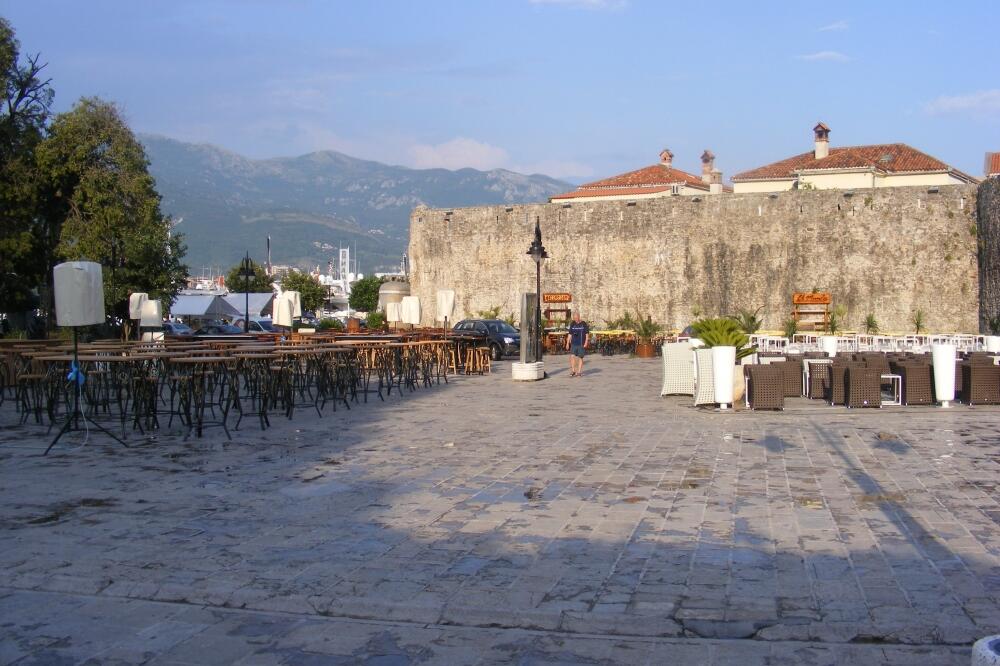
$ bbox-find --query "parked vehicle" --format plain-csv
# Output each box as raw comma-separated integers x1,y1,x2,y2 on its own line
453,319,520,360
194,323,243,335
232,318,277,333
162,321,194,336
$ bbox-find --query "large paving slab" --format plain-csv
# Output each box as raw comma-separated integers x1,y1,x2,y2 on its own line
2,355,999,664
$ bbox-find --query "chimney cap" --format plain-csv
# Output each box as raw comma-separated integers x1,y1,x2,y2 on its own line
813,122,830,140
700,149,715,163
659,148,674,164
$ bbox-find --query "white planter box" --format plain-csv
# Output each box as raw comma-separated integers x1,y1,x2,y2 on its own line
512,362,545,381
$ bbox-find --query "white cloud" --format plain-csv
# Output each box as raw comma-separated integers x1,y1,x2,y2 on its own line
818,20,849,31
529,0,627,9
924,89,1000,116
409,137,510,171
796,50,850,62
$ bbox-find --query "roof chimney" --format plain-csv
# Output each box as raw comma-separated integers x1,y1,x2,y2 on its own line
709,168,723,194
659,148,673,167
700,150,715,184
813,122,830,159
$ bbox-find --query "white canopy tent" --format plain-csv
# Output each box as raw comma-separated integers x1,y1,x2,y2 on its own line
170,294,241,321
223,293,275,320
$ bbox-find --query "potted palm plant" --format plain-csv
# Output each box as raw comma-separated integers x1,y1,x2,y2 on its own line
634,314,663,358
691,318,758,405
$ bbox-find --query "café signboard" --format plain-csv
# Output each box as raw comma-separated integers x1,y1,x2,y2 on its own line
542,292,572,304
792,292,831,305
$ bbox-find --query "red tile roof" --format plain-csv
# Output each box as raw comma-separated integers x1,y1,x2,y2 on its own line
987,152,1000,177
580,164,708,190
551,163,709,200
732,143,977,183
550,185,672,200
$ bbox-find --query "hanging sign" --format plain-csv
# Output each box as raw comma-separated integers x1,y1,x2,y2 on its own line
542,292,572,304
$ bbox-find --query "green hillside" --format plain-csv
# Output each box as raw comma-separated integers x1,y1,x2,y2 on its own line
140,135,572,274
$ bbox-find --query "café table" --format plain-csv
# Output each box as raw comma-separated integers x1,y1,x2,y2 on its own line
167,356,234,439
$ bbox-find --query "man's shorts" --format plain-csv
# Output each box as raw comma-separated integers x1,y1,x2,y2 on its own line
571,344,586,358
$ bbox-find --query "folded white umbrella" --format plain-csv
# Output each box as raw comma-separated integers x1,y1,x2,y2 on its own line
435,289,455,322
139,299,163,327
400,296,421,326
288,291,302,318
386,302,402,323
129,292,149,320
274,296,294,328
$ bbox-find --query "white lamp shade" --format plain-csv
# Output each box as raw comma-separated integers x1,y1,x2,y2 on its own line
274,297,294,327
400,296,421,325
139,299,163,327
53,261,105,327
711,346,736,406
128,292,148,319
931,343,956,404
386,302,402,323
435,289,455,322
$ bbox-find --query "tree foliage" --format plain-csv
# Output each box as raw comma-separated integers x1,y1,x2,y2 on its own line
0,18,186,333
348,275,384,313
0,17,53,313
225,261,273,293
279,270,326,313
36,97,187,323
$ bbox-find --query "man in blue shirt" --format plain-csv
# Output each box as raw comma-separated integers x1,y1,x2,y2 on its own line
565,311,590,377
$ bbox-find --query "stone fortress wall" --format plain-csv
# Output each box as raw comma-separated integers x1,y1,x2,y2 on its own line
409,183,989,333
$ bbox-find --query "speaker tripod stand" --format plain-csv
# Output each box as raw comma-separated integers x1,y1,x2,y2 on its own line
44,328,129,455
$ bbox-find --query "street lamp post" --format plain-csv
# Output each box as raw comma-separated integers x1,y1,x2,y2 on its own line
239,252,254,333
526,216,548,364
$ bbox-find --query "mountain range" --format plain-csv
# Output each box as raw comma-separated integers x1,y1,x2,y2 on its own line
140,135,572,275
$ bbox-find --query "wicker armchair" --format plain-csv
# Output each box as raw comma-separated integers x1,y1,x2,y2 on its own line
827,362,864,405
744,365,784,410
807,362,830,399
660,342,695,396
770,360,803,397
846,366,882,408
961,363,1000,405
893,362,933,405
693,348,716,406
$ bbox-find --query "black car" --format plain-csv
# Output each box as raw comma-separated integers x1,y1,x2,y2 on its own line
194,323,244,335
453,319,520,360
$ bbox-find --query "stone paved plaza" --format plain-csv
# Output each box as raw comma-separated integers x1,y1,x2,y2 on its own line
2,355,999,664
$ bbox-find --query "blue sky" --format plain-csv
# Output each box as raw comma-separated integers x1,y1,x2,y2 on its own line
2,0,999,182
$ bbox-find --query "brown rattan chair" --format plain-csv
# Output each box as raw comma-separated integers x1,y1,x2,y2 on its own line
772,361,802,397
846,366,882,408
893,362,933,405
827,361,864,405
744,365,784,410
961,363,1000,405
807,362,830,399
